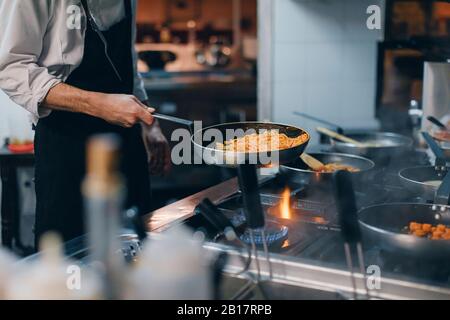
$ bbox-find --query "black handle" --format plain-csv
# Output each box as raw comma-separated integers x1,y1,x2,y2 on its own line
422,132,447,167
333,170,361,244
196,199,236,233
427,116,448,130
237,164,265,229
125,207,148,242
435,171,450,206
293,111,344,134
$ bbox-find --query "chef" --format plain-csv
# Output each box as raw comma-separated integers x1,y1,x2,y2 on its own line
0,0,171,245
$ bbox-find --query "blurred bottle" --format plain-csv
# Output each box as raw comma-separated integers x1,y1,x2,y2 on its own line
0,248,17,299
82,134,126,300
125,227,212,300
5,233,100,300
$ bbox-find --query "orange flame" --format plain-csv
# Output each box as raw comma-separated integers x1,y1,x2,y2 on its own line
279,188,291,220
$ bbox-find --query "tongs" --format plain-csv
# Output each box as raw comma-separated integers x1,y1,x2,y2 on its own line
333,170,370,300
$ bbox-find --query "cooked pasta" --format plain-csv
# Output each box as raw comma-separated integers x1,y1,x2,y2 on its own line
216,130,308,153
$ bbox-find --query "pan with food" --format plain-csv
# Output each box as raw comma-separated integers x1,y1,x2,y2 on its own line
280,152,375,187
149,112,310,167
359,171,450,260
192,122,310,167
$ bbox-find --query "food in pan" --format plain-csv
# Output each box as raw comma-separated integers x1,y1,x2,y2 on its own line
407,222,450,240
216,130,309,153
433,130,450,143
316,163,360,173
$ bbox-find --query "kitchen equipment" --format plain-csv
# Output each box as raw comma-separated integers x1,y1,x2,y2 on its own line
293,112,344,134
192,122,310,167
324,130,413,163
238,164,272,280
421,62,450,135
149,112,311,167
300,153,325,171
152,112,194,130
333,170,369,300
359,171,450,260
359,202,450,261
316,127,365,147
427,116,448,131
280,153,375,188
399,132,448,200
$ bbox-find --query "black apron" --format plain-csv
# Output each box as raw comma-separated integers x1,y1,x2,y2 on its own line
34,0,151,245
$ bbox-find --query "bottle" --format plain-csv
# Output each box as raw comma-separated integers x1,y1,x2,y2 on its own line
4,233,100,300
0,248,17,299
82,134,126,300
125,226,212,300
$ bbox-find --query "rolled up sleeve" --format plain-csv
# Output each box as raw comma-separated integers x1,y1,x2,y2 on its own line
0,0,61,119
131,0,148,102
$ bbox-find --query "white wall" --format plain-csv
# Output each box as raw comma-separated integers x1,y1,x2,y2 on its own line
261,0,384,142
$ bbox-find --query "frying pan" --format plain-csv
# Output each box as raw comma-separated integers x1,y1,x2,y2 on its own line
191,122,310,167
292,112,414,163
329,132,413,163
399,166,446,200
359,170,450,260
150,113,310,167
280,152,374,187
399,132,448,200
359,203,450,260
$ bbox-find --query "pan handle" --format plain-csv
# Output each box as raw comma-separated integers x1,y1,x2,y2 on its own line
333,170,361,244
152,113,194,131
293,112,344,134
422,132,447,169
435,171,450,206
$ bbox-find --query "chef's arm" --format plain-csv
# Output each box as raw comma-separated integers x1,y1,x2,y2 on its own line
0,0,153,128
42,83,154,128
0,0,59,119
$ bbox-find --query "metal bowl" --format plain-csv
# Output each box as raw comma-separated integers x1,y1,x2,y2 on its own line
399,166,446,200
280,152,375,187
331,132,413,163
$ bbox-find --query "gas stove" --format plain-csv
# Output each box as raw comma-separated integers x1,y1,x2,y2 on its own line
182,147,450,289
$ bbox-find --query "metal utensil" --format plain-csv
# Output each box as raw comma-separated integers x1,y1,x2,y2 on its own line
151,113,194,130
293,112,344,134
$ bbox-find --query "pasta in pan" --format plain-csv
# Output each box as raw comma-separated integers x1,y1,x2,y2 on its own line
216,130,308,153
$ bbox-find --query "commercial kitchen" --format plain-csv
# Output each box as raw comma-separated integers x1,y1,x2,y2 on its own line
0,0,450,301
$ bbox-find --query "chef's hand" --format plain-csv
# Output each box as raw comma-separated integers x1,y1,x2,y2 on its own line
97,94,155,128
141,103,172,175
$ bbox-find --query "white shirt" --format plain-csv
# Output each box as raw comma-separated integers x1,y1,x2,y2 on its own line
0,0,147,124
